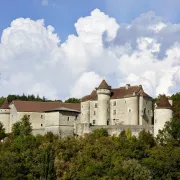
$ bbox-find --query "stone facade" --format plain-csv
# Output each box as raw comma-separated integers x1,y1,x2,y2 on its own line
0,100,80,137
79,80,173,137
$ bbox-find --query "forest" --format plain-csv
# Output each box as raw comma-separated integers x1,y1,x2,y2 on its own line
0,93,179,179
0,114,179,180
0,94,80,105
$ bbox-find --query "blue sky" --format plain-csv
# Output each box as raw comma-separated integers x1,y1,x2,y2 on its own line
1,0,180,99
1,0,180,42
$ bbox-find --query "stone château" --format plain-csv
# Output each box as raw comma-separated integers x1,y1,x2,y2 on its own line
0,80,173,137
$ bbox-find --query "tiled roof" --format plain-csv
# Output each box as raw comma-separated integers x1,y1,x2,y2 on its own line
156,95,172,109
12,100,80,112
97,80,111,90
45,107,80,113
81,85,152,102
138,89,152,99
1,99,10,109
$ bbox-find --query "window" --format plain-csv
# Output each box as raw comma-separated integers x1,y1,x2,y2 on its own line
41,115,43,119
93,120,96,125
41,124,43,127
75,115,78,120
94,111,96,115
113,101,116,106
129,109,131,112
82,106,83,108
28,115,30,119
95,103,97,108
113,110,116,115
144,108,146,115
67,117,70,121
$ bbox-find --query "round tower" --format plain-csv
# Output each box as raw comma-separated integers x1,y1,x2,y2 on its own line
81,95,90,123
97,80,111,125
154,95,173,136
0,99,10,133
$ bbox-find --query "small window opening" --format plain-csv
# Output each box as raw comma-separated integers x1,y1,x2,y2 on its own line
93,120,96,125
113,110,116,115
94,111,96,115
41,115,43,119
113,101,116,106
41,124,43,127
95,103,97,108
67,117,70,121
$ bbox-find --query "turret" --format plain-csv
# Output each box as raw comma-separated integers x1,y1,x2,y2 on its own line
96,80,111,125
0,99,10,133
154,95,173,136
81,95,91,123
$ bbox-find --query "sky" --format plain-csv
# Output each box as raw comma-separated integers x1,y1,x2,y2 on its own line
1,0,180,100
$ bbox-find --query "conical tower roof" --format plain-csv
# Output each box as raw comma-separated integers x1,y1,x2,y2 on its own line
156,95,172,109
97,80,111,90
1,99,10,109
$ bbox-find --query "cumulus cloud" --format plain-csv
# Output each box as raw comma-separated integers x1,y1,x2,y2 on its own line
0,9,180,99
70,71,103,98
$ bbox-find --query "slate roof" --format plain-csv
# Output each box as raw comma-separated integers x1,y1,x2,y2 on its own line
11,100,80,112
156,95,172,109
97,80,111,90
81,84,152,102
0,99,10,109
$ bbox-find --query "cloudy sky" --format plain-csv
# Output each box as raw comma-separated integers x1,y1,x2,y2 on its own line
0,0,180,100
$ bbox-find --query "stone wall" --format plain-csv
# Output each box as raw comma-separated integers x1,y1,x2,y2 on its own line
75,123,154,137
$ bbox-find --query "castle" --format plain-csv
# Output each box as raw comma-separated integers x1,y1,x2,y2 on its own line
0,80,173,137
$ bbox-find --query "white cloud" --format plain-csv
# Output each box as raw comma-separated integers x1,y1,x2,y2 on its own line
70,72,103,98
1,9,180,99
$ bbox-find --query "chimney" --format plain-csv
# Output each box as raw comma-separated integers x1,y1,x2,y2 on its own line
126,84,130,89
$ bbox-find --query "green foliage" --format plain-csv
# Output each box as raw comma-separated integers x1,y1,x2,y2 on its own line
0,122,6,140
171,92,180,119
91,128,109,139
12,115,32,136
0,120,180,179
64,97,80,103
0,94,62,106
156,118,180,145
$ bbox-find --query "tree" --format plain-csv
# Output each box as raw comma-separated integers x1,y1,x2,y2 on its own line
64,98,80,103
0,122,6,140
12,115,32,136
156,118,180,145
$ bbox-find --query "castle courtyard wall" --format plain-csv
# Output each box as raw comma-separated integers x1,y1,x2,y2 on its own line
75,123,154,137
